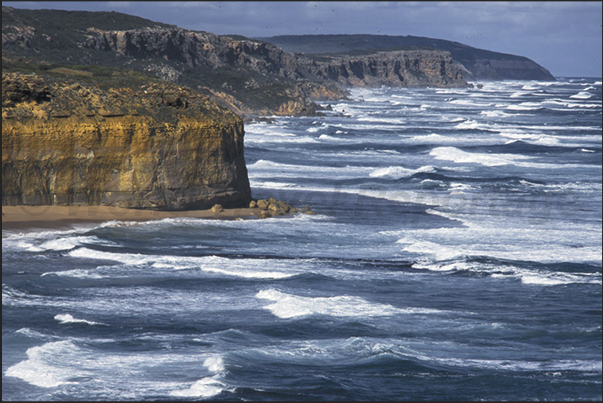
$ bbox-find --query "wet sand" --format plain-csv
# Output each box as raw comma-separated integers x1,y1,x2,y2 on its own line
2,205,262,232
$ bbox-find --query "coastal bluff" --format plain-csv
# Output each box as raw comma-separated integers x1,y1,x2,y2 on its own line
306,50,467,88
2,72,251,210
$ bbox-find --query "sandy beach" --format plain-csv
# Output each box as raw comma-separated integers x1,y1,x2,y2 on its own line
2,205,262,232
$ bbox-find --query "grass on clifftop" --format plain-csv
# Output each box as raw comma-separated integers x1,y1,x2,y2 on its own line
3,55,165,90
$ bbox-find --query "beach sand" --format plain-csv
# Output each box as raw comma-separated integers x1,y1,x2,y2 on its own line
2,205,263,232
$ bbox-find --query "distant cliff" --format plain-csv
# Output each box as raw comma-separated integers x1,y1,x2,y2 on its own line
304,50,467,88
259,34,556,81
2,72,251,210
81,27,466,88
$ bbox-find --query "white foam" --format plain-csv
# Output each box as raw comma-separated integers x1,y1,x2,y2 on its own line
15,327,52,340
202,266,296,279
68,247,149,265
402,241,465,261
318,134,350,142
245,134,318,144
430,146,599,169
169,376,226,398
37,236,99,251
54,313,105,326
3,231,116,254
480,110,506,117
434,357,602,372
519,271,602,286
6,339,230,397
521,84,539,91
569,91,593,99
169,355,228,397
369,165,436,179
429,146,531,167
396,207,603,266
5,341,89,388
412,258,602,286
67,248,303,280
256,289,440,319
454,119,489,130
249,159,372,180
506,102,542,111
203,355,226,374
42,269,106,279
544,99,601,109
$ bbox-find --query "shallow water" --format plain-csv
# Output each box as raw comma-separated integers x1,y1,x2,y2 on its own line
3,78,602,401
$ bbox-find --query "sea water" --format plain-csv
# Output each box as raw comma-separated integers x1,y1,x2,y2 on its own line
2,78,601,401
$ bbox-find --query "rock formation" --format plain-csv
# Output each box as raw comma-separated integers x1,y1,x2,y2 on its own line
2,7,472,119
2,72,251,210
305,50,467,88
259,34,556,81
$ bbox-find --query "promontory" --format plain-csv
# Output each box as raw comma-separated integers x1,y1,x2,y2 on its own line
2,71,251,210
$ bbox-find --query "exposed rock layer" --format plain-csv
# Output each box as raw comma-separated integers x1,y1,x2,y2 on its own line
3,7,471,119
82,27,467,89
259,34,556,81
306,50,467,88
2,72,251,210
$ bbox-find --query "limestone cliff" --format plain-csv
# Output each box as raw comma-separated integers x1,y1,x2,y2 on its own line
259,34,556,81
306,50,467,88
82,27,467,89
2,72,251,210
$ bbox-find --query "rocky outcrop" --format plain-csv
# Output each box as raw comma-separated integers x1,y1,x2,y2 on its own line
250,198,314,219
306,50,467,88
2,6,345,117
83,28,302,77
80,27,350,114
260,34,556,81
2,72,251,210
83,28,468,90
3,7,470,118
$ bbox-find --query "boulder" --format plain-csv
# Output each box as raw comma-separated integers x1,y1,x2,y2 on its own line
255,210,272,219
211,204,224,213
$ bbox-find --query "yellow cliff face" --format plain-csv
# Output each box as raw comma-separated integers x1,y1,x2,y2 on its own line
2,73,251,210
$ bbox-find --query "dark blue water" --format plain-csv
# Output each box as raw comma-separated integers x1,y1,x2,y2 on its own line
3,78,601,401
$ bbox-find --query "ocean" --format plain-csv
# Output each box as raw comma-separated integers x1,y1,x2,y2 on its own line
2,78,602,401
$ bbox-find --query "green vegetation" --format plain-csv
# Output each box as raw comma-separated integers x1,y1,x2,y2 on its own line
3,55,164,91
258,34,527,60
2,6,174,32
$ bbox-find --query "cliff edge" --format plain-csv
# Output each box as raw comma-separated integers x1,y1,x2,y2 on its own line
2,72,251,210
259,34,556,82
305,50,467,88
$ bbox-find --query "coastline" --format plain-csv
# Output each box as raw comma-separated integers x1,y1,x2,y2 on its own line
2,205,264,233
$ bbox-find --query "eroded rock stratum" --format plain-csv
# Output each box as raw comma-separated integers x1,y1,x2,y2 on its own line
2,72,251,210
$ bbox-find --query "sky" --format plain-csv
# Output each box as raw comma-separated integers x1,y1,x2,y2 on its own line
3,1,602,77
